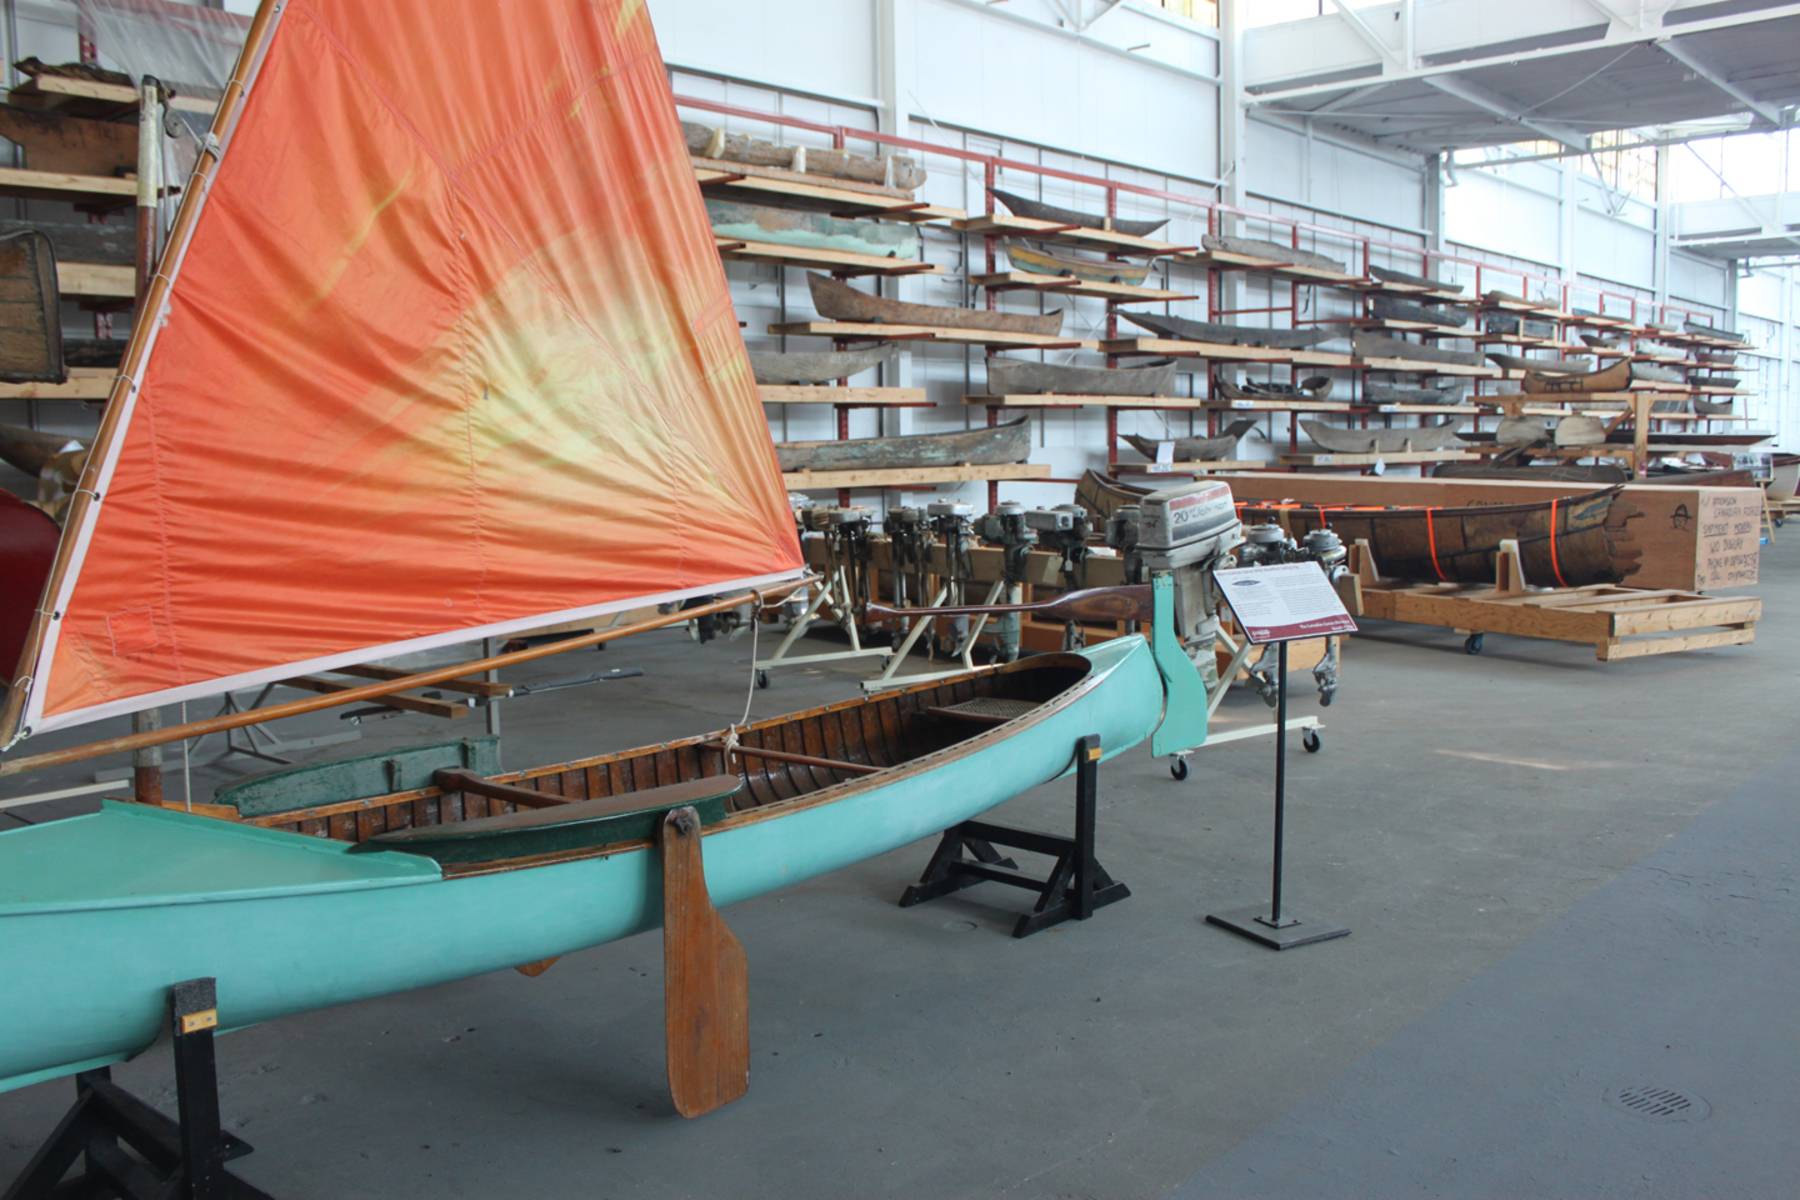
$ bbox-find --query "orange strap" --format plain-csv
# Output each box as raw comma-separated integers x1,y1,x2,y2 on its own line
1547,497,1569,588
1423,507,1447,581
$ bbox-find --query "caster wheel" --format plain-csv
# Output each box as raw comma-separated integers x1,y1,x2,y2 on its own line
1464,634,1484,655
1169,757,1190,781
1302,729,1322,754
755,670,770,690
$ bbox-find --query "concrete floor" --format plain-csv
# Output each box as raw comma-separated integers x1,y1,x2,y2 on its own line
1,541,1792,1198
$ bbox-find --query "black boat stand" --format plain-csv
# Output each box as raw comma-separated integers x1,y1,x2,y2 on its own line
899,733,1129,938
4,978,273,1200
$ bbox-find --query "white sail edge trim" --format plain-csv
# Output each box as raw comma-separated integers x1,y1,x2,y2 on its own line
23,567,807,738
18,2,291,742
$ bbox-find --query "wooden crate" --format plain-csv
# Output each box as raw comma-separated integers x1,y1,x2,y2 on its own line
1340,539,1759,661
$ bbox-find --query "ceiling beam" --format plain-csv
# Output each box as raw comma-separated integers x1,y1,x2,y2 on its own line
1310,82,1395,115
1655,37,1786,128
1325,0,1403,69
1419,74,1591,152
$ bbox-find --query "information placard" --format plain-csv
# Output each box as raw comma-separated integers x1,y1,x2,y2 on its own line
1214,561,1357,645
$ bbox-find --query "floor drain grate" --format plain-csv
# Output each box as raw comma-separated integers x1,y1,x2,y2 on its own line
1605,1085,1710,1122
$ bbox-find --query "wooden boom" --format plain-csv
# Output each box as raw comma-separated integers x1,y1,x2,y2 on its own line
868,584,1152,626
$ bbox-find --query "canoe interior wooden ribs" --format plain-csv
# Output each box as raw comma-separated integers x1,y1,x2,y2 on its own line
1119,418,1257,463
1301,418,1465,454
1522,358,1631,394
984,355,1176,397
1217,375,1334,402
807,273,1064,337
1363,381,1465,405
1239,488,1644,587
1371,295,1470,329
749,345,896,385
1352,331,1484,367
1003,240,1152,286
0,230,63,383
705,198,920,259
775,416,1031,473
988,187,1169,238
1485,351,1592,374
1124,310,1338,350
1201,234,1344,274
1370,263,1463,293
683,120,924,192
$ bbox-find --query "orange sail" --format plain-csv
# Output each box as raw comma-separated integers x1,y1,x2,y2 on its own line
5,0,801,740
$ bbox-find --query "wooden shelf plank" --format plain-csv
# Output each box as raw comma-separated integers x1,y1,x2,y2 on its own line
758,385,925,405
1358,355,1500,377
57,260,133,299
1202,396,1355,413
1360,403,1482,415
964,392,1200,409
769,319,1094,351
1479,298,1563,318
781,463,1051,490
1345,279,1471,304
950,213,1191,257
717,237,938,277
1112,458,1265,475
969,269,1194,304
0,367,112,401
0,166,137,204
8,75,215,116
1474,334,1561,349
694,164,962,223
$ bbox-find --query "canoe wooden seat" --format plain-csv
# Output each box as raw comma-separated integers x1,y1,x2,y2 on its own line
360,774,744,865
928,696,1039,726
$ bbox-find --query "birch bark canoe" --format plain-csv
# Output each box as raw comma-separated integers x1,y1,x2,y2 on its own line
1124,310,1339,349
775,416,1031,473
749,346,896,385
1521,358,1632,394
988,187,1169,238
1003,240,1152,286
807,273,1064,337
705,199,920,259
984,355,1176,397
1201,234,1344,273
1300,418,1466,453
1118,418,1257,462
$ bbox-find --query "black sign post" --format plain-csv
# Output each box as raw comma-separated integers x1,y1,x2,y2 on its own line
1205,563,1355,951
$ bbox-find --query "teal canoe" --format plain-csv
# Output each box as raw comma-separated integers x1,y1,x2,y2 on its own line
0,586,1205,1094
705,197,921,260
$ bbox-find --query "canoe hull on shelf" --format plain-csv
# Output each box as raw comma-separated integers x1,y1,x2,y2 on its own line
988,187,1169,238
750,345,897,385
1118,418,1257,463
808,273,1065,337
984,356,1176,397
706,198,921,259
1004,240,1152,287
1301,418,1466,454
776,416,1032,473
1124,310,1338,350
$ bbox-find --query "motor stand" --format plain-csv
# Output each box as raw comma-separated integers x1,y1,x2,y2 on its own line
1205,641,1349,951
4,978,273,1200
898,734,1127,938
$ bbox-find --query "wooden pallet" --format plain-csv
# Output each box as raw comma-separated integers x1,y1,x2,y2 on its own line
1340,538,1759,661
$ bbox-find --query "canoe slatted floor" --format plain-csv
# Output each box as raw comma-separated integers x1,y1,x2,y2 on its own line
255,662,1087,844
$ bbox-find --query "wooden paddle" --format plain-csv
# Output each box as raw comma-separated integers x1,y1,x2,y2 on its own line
867,584,1152,626
660,806,749,1118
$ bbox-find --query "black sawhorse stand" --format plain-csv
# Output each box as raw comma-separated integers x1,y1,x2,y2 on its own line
899,734,1128,938
5,978,273,1200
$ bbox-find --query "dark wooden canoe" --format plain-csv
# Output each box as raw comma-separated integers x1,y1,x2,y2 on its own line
1363,381,1464,405
749,346,896,385
0,421,84,477
1372,296,1469,329
1692,397,1735,416
1217,376,1334,402
1118,418,1257,463
988,187,1169,238
1201,234,1344,274
1683,320,1745,343
1522,358,1631,394
684,120,924,191
1301,419,1465,454
1486,351,1592,374
807,274,1064,337
1370,264,1462,293
1125,310,1338,350
1352,331,1484,367
775,416,1031,473
984,356,1175,397
1238,488,1643,587
1004,240,1151,286
1432,462,1632,484
706,198,920,259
